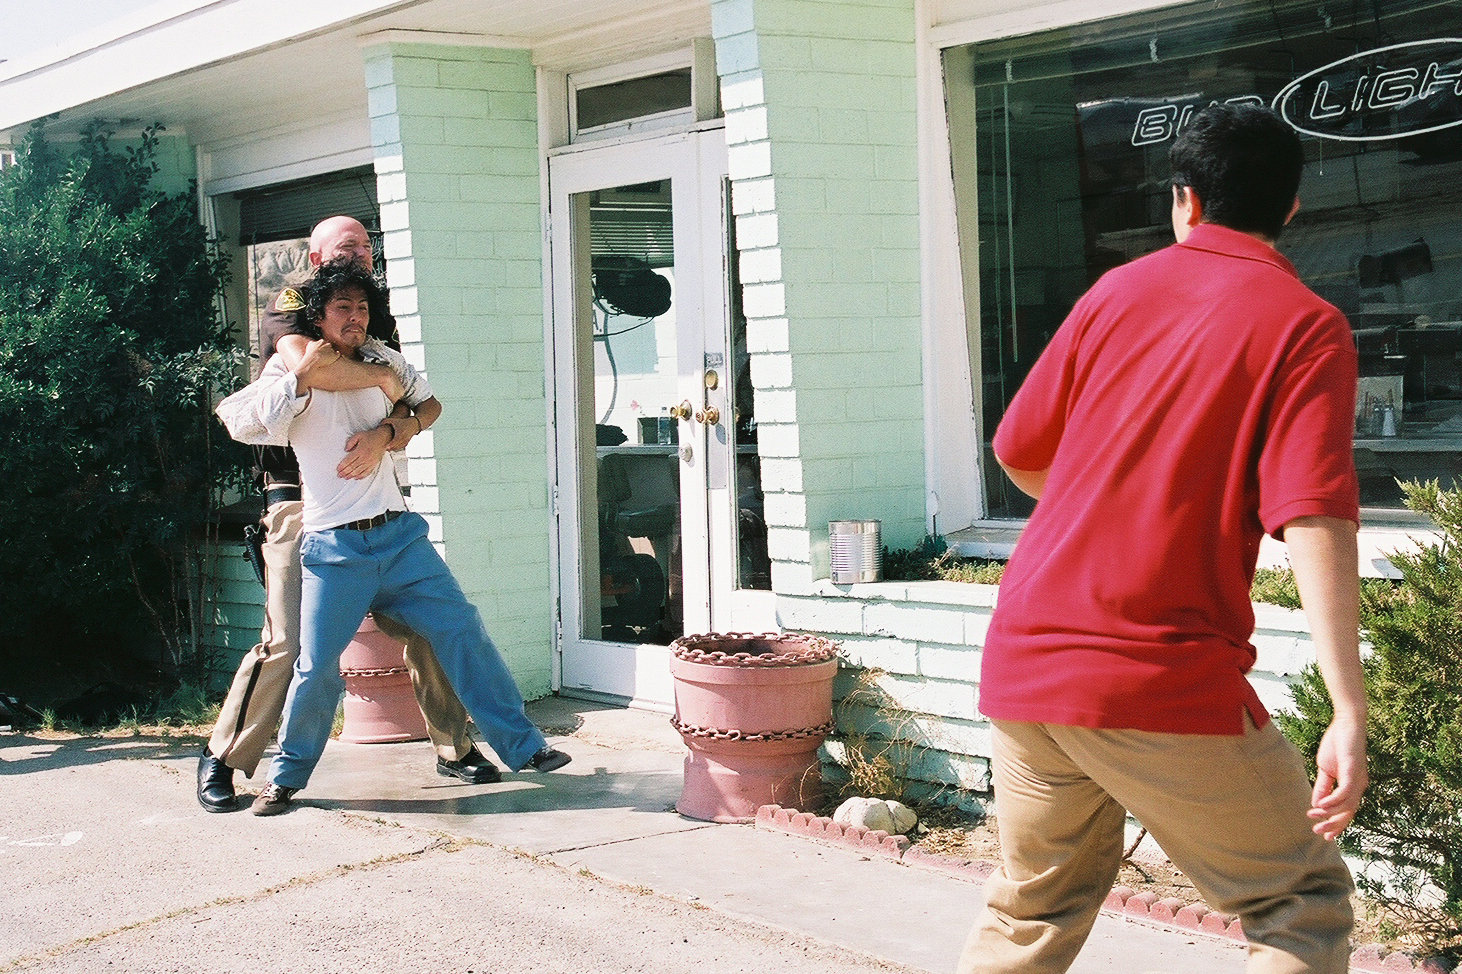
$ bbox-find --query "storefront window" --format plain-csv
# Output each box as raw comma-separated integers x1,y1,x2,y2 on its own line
946,0,1462,514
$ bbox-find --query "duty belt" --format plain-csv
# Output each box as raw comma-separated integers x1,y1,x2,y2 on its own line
263,485,302,507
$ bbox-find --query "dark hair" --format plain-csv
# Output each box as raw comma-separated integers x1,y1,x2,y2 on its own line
304,258,386,325
1169,103,1304,240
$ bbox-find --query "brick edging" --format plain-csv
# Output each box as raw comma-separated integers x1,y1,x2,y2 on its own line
753,805,1452,974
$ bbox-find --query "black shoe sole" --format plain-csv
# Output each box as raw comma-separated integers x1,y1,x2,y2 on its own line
436,764,501,784
199,796,239,813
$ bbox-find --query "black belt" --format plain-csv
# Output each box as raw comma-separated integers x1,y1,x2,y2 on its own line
327,509,405,533
264,485,302,507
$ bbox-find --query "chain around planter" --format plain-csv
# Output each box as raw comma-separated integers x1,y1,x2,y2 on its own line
339,666,410,678
671,718,837,742
670,631,839,667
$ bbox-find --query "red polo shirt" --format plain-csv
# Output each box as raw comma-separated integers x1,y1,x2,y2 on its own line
981,224,1359,734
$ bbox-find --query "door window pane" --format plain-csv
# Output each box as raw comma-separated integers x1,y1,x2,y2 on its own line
947,0,1462,513
578,182,683,643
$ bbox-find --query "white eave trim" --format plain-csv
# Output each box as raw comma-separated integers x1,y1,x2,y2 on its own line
357,29,532,49
0,0,412,131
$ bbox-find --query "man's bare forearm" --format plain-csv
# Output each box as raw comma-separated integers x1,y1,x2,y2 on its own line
278,334,398,394
382,396,442,451
1285,516,1365,723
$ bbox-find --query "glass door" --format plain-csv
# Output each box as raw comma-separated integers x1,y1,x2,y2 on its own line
550,130,730,707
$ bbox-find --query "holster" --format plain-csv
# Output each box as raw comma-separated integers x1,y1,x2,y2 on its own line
243,521,266,587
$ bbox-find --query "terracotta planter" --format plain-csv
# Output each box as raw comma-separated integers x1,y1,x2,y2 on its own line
338,613,428,744
669,632,838,823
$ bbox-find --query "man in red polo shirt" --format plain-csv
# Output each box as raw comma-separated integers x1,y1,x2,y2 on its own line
960,104,1367,974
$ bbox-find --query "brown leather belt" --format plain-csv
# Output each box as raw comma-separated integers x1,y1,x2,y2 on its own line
327,509,404,533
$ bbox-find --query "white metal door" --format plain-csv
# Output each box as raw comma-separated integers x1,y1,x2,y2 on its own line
550,129,730,707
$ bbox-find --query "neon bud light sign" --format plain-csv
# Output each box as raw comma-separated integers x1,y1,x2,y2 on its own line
1275,39,1462,141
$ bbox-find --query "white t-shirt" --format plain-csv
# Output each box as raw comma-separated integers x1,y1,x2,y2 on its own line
246,341,434,532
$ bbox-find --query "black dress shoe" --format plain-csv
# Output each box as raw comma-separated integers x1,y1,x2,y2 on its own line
525,746,572,773
437,746,501,784
196,747,237,812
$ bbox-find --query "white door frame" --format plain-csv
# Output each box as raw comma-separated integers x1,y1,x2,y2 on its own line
548,127,729,709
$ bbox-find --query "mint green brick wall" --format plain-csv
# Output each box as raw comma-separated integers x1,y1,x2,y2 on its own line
363,42,552,696
713,0,925,592
148,133,197,198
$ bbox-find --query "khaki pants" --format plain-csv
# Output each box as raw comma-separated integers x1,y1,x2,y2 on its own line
208,500,471,775
960,718,1354,974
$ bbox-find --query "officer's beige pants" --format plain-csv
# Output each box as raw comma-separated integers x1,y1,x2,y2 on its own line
208,500,472,775
959,717,1354,974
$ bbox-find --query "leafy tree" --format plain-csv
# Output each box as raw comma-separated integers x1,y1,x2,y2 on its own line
1277,480,1462,963
0,120,248,689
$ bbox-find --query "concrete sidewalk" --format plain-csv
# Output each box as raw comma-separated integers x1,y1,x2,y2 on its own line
0,697,1254,973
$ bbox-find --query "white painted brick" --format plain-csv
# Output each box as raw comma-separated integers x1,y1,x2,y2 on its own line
720,74,765,111
762,491,806,527
424,513,444,544
728,142,772,181
376,171,407,204
390,286,419,317
767,526,811,562
1251,671,1299,716
864,602,967,644
412,458,437,486
755,422,800,458
403,344,427,371
735,213,779,249
725,106,768,145
750,351,793,388
745,316,789,354
405,429,434,458
755,389,797,423
731,177,775,215
393,314,422,344
741,282,785,318
759,457,803,492
770,560,816,594
737,246,782,284
869,672,978,721
777,596,865,636
386,257,415,289
383,229,413,261
1252,631,1314,678
379,200,411,233
917,643,981,681
373,151,404,175
909,748,990,791
836,635,918,674
964,609,992,646
918,716,994,758
407,485,440,513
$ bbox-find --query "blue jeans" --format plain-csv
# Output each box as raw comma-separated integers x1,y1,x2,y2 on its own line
269,511,546,790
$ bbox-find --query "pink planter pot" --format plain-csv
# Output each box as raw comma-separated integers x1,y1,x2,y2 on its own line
338,613,428,744
670,633,838,823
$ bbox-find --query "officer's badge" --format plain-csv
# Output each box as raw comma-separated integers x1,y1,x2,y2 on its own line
274,287,306,313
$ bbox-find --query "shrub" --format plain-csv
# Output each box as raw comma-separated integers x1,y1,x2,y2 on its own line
1276,481,1462,962
0,121,248,688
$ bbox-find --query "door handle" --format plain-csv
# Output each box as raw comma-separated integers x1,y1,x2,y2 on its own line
694,405,721,425
668,400,694,421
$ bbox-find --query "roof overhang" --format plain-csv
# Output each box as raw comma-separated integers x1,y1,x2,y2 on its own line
0,0,709,153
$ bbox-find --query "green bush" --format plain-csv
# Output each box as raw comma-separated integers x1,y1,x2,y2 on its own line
1276,481,1462,962
0,121,248,687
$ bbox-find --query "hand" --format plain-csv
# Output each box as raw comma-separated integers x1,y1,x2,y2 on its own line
1308,717,1367,841
294,339,340,385
338,425,392,480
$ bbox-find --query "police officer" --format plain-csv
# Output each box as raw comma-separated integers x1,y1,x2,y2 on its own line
197,216,499,811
